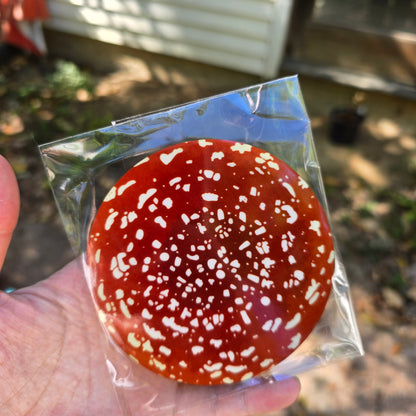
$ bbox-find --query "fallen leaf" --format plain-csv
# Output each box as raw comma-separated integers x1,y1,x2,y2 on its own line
0,113,24,135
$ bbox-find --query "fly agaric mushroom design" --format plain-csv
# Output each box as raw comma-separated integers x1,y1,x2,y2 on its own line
87,139,335,385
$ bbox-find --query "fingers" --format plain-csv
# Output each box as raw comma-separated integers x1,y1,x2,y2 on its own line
0,155,20,270
215,376,300,416
243,376,300,415
174,375,300,416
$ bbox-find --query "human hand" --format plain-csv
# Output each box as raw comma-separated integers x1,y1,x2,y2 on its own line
0,155,300,415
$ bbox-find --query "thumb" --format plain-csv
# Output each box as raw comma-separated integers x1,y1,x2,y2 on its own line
0,155,20,271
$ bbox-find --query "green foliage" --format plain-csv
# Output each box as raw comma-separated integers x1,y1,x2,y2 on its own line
48,60,93,99
17,84,39,99
384,191,416,239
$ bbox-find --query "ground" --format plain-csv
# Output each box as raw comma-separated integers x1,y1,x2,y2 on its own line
0,48,415,415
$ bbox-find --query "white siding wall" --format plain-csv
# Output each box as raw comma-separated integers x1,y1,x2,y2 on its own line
45,0,293,77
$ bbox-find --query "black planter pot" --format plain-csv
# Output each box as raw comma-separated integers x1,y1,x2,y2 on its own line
329,107,366,145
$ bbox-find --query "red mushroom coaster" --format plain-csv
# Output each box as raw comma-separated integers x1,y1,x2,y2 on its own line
87,139,335,385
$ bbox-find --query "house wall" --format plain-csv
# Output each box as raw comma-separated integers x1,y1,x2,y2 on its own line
44,0,293,78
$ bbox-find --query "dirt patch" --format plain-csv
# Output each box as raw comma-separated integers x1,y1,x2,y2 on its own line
1,49,415,415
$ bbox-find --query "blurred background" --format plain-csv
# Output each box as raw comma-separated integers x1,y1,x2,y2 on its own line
0,0,415,414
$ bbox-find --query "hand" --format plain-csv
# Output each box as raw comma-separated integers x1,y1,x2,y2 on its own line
0,155,300,415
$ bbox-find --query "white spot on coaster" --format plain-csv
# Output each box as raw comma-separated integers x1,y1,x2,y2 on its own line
159,345,172,356
288,333,301,349
127,332,141,348
160,147,183,165
298,177,309,189
294,270,305,281
285,312,301,330
143,323,166,340
137,188,157,210
169,177,181,187
282,182,296,197
198,139,213,147
197,223,207,234
260,152,273,161
192,345,204,355
309,220,322,236
152,358,166,371
135,229,144,240
260,296,271,306
97,282,106,301
148,204,157,212
210,339,222,348
162,197,173,209
247,274,259,284
211,151,225,161
162,316,189,334
190,317,199,327
118,180,136,196
282,205,298,224
262,257,275,269
142,339,153,353
105,211,119,231
240,310,251,324
202,193,219,202
216,269,225,279
230,259,240,268
272,317,282,332
120,300,131,318
235,297,244,306
231,142,251,154
225,364,247,374
160,252,169,261
204,169,214,179
104,186,116,202
141,308,153,319
255,226,266,235
152,240,162,249
305,279,320,303
134,157,149,167
267,161,279,171
260,358,273,368
204,362,223,372
239,241,250,251
154,216,167,228
241,346,255,357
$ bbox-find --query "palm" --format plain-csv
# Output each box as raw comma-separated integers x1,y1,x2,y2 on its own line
0,156,299,416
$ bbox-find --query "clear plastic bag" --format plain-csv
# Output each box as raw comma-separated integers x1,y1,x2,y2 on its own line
39,76,363,415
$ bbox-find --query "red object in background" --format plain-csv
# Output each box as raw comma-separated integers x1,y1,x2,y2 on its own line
87,139,335,385
0,0,49,55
